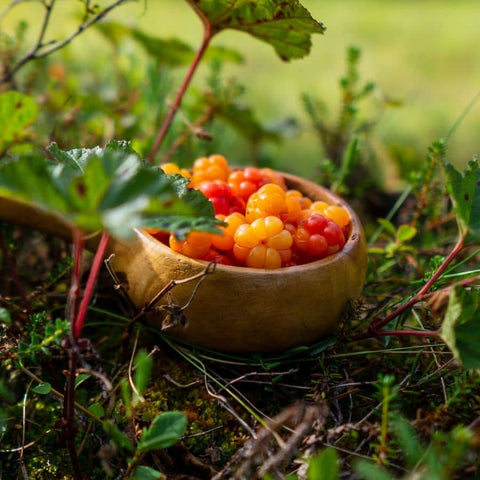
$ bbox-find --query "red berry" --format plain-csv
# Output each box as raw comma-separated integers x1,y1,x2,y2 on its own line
198,180,232,199
210,197,230,215
306,234,328,257
304,214,329,235
323,222,345,248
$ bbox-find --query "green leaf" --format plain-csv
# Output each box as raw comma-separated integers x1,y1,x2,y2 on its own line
368,247,387,255
205,45,244,64
307,448,339,480
376,218,396,236
0,144,218,238
103,420,134,452
134,466,163,480
47,139,136,173
47,142,96,173
146,214,223,240
95,21,242,66
308,335,338,356
87,402,105,419
137,411,187,452
0,91,38,151
332,137,360,192
75,373,90,389
391,416,422,468
131,30,242,66
210,97,281,143
120,378,132,419
187,0,326,61
440,286,480,369
0,154,71,213
396,224,416,243
354,460,392,480
443,158,480,238
32,382,52,395
0,307,12,325
133,349,153,399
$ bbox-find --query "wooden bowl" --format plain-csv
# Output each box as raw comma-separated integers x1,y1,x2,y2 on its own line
110,172,367,353
0,171,367,353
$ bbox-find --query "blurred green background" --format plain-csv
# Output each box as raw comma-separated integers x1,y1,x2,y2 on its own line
3,0,480,187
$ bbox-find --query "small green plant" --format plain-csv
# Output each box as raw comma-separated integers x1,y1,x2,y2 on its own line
101,349,188,479
369,220,417,259
302,46,394,198
16,313,69,364
355,416,473,480
371,374,398,466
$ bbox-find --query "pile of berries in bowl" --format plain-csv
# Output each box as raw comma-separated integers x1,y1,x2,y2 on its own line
110,155,367,353
150,154,351,269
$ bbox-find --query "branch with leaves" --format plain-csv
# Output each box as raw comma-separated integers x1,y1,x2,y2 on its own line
0,0,132,85
355,152,480,370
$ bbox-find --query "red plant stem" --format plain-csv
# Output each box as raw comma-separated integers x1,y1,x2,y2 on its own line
64,348,83,480
368,232,467,335
73,231,110,339
62,229,86,478
373,329,440,338
63,230,110,478
416,232,468,297
147,21,213,164
68,228,84,335
0,231,31,315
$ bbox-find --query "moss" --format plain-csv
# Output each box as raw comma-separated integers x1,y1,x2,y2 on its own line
132,351,248,465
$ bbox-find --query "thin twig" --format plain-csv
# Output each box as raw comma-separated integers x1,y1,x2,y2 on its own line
147,261,216,312
0,429,52,454
104,253,137,312
34,0,56,57
19,379,33,479
201,367,258,438
354,232,467,341
76,367,113,393
147,6,214,163
161,105,215,163
163,374,202,389
224,369,299,387
127,329,143,402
